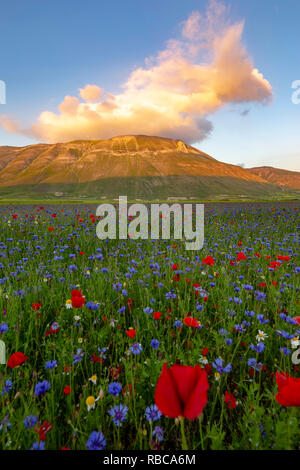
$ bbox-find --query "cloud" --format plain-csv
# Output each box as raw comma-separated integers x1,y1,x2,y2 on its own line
1,0,272,144
79,84,103,102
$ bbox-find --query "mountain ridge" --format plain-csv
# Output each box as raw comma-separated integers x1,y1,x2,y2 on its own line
0,135,298,200
247,166,300,189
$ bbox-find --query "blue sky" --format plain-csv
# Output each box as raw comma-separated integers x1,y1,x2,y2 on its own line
0,0,299,170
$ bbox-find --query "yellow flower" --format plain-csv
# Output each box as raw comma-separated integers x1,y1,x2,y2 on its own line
65,299,72,309
215,372,221,381
89,374,97,384
86,396,96,411
78,338,84,344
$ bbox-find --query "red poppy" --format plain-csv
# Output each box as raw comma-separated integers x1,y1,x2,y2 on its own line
193,282,201,296
172,264,178,270
224,391,237,409
127,298,134,310
277,255,290,261
122,384,134,396
71,289,80,296
126,329,136,338
153,311,162,320
90,353,104,363
35,421,52,441
202,255,214,266
204,363,212,376
258,282,266,288
71,290,85,308
184,317,199,328
110,365,122,380
275,372,300,406
63,386,72,395
7,352,28,368
293,316,300,325
32,303,42,311
155,363,209,420
270,261,281,269
236,252,247,261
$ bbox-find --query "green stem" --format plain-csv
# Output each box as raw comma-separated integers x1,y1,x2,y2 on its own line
180,417,188,450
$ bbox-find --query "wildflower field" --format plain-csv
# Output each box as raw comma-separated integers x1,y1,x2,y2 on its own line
0,202,299,450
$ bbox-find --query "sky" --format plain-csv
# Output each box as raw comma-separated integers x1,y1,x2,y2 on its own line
0,0,299,171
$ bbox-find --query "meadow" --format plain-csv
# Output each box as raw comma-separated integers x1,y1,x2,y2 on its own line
0,202,299,450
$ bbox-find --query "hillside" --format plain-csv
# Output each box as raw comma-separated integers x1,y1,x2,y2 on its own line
0,135,298,200
247,166,300,189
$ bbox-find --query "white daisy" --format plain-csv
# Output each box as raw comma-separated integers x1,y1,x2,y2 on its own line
256,330,268,342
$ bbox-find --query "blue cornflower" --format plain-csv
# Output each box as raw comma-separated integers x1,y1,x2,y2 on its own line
174,320,183,328
276,330,293,339
255,291,266,301
30,441,45,450
108,382,122,396
245,310,255,318
256,314,269,324
212,357,232,374
234,323,247,333
196,303,204,312
165,290,176,299
50,321,59,332
45,359,57,370
86,301,99,311
286,315,298,325
24,415,38,429
224,338,233,346
280,347,291,356
145,404,162,422
130,343,143,355
0,415,12,433
152,426,164,442
34,380,51,396
248,358,263,372
243,284,253,291
108,404,128,427
143,307,153,315
219,328,228,336
151,339,160,349
98,347,107,360
249,343,265,353
73,349,85,364
1,379,13,395
113,282,122,292
0,323,8,334
86,431,106,450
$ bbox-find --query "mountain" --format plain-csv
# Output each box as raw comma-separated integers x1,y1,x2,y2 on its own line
247,166,300,189
0,135,298,200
